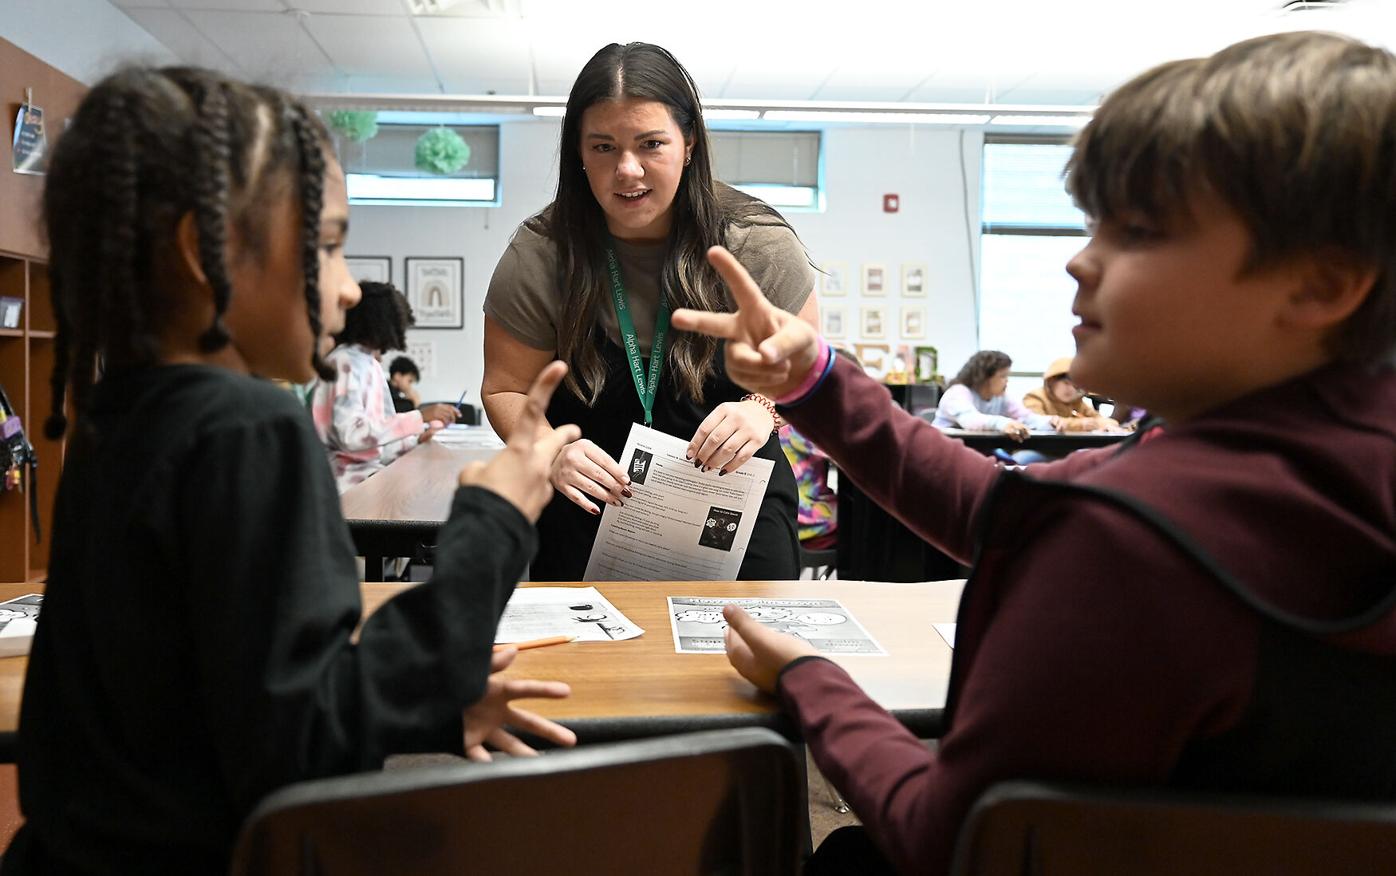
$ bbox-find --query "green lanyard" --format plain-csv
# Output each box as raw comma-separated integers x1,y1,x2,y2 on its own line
606,246,670,426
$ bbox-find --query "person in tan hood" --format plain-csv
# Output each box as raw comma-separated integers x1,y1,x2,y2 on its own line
1022,356,1119,431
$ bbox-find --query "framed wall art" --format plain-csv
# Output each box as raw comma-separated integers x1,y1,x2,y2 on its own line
345,255,391,285
405,257,464,329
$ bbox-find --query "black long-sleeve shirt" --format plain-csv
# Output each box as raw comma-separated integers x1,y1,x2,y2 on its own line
7,365,534,873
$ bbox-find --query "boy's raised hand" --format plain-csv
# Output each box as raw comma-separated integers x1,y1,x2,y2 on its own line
723,604,818,694
458,361,581,522
671,246,822,400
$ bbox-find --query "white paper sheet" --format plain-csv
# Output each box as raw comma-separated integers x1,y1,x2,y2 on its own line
667,596,886,656
495,586,643,643
583,423,774,582
933,623,956,648
430,424,504,448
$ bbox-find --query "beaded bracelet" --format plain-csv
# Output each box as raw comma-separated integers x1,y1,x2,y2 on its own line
740,393,783,434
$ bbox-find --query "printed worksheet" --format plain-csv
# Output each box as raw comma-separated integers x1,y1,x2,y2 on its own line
495,586,643,643
667,596,886,656
0,593,42,658
583,423,773,582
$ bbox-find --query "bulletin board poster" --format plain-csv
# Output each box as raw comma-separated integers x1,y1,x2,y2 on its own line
12,103,46,176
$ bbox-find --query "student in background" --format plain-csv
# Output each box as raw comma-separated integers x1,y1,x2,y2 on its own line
673,31,1396,874
1022,356,1119,431
12,66,580,874
931,350,1060,440
388,355,422,413
310,281,459,491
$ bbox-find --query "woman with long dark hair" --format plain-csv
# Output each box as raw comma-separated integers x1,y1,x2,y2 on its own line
483,42,818,580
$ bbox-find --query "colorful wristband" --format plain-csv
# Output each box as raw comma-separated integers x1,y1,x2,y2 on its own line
775,339,833,406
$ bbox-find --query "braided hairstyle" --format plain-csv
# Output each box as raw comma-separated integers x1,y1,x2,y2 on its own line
42,66,333,440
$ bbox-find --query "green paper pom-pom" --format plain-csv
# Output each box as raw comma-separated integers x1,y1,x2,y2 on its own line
327,110,379,143
415,127,471,176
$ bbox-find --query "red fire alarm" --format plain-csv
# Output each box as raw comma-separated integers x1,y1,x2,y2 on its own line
883,193,900,213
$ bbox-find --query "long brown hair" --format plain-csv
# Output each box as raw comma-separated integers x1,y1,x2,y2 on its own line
540,42,795,404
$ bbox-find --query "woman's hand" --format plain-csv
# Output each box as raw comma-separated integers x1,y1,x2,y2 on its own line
688,399,772,474
1000,420,1030,441
550,439,631,516
457,361,581,522
462,648,577,762
724,604,818,694
420,403,459,425
671,246,821,400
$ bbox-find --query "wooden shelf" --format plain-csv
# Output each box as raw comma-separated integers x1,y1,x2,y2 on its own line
27,331,54,340
0,329,19,339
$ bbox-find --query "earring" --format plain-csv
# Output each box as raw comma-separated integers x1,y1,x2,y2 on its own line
684,155,691,166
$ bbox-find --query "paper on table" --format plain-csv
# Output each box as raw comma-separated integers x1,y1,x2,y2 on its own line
0,593,42,659
495,586,643,643
667,596,886,656
430,425,504,447
583,423,773,582
933,623,956,648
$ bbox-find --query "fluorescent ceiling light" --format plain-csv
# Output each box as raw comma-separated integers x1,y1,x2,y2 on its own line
703,109,762,121
989,114,1092,128
532,106,566,117
406,0,466,13
763,110,990,125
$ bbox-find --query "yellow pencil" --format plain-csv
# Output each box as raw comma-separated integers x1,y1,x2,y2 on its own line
493,634,577,653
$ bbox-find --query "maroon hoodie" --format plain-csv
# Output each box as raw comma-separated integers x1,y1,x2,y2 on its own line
776,358,1396,875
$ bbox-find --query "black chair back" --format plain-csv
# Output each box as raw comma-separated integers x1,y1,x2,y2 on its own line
231,728,802,876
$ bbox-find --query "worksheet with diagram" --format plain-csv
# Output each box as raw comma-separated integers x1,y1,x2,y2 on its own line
583,423,772,582
666,596,886,655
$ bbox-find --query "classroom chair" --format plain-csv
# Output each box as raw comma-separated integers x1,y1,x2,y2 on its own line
230,727,803,876
798,544,838,580
948,780,1396,875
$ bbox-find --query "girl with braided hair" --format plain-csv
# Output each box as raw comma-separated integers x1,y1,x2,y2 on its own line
8,66,580,874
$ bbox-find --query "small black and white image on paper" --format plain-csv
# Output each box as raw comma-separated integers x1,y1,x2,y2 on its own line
699,506,742,552
628,448,654,485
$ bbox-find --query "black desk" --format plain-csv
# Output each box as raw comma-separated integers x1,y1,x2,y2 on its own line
837,428,1131,582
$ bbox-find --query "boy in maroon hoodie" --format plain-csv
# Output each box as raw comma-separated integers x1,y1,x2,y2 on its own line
674,30,1396,876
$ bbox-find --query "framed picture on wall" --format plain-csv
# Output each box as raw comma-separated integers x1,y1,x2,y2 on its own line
854,343,890,379
405,257,464,329
860,305,886,339
346,255,391,285
914,345,940,383
862,263,886,296
820,261,848,296
822,303,847,338
900,304,927,339
902,262,928,297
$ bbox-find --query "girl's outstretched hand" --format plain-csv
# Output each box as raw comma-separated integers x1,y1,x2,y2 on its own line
723,604,818,695
671,246,822,400
462,647,576,762
458,361,581,522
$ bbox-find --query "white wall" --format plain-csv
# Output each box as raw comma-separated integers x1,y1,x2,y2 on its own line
352,121,987,414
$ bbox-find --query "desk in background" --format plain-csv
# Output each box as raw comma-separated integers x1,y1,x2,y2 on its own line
0,578,965,758
340,431,502,581
837,429,1131,582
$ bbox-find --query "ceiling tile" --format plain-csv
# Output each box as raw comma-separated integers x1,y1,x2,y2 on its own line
169,0,286,10
303,14,438,81
416,17,533,93
122,7,237,69
294,0,405,12
182,9,338,77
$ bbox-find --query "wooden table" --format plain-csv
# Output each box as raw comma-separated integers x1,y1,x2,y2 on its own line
937,427,1130,453
366,578,964,744
340,436,502,580
0,579,964,757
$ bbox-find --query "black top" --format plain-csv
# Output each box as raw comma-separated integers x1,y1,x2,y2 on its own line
532,339,798,582
7,365,534,874
390,384,416,414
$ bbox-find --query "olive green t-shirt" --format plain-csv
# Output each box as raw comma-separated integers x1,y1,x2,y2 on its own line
484,219,815,355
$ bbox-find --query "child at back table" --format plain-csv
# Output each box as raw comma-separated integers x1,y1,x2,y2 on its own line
310,280,459,491
7,66,581,875
673,31,1396,876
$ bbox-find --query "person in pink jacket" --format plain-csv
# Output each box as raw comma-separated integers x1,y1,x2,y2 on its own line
673,30,1396,876
310,281,458,491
